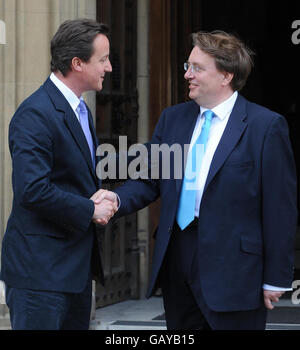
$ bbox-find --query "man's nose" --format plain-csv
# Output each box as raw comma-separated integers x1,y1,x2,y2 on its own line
184,68,194,80
106,59,112,72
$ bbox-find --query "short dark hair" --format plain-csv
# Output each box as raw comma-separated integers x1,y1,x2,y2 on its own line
192,31,254,91
51,19,109,76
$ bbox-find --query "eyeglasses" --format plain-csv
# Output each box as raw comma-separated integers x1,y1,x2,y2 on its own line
184,62,202,73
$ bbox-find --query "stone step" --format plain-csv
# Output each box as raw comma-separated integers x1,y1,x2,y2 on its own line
0,317,11,330
266,323,300,330
90,319,167,330
2,319,300,330
91,319,300,331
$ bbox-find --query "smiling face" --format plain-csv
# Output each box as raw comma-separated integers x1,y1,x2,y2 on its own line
184,46,234,108
79,33,112,92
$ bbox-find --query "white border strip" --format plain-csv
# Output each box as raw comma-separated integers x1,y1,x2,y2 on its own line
0,20,6,45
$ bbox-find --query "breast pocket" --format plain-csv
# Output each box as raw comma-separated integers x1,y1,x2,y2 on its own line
217,160,257,202
240,236,263,256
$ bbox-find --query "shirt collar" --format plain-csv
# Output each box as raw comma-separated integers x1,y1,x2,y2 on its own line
200,91,238,120
50,72,81,113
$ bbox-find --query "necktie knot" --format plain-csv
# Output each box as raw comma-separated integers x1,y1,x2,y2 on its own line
77,99,87,115
76,98,95,168
203,109,214,122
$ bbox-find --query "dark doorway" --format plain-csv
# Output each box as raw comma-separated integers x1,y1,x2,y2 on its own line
200,1,300,116
95,0,139,307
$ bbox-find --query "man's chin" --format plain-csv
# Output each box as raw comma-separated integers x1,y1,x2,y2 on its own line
189,91,197,101
96,84,103,92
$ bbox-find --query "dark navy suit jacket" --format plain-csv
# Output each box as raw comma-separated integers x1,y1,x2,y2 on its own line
114,95,298,312
1,78,103,293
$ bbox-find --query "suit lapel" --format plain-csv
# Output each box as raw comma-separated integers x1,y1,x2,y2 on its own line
43,78,97,183
86,106,102,188
175,101,200,193
203,95,248,193
88,111,98,150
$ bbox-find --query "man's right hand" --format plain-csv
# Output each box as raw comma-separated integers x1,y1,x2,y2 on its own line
91,189,118,205
91,190,118,225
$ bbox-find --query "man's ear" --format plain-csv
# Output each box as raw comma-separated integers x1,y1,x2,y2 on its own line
222,71,234,87
71,57,83,72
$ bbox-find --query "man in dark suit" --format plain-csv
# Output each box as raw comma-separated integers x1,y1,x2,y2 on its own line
95,31,298,330
0,19,117,330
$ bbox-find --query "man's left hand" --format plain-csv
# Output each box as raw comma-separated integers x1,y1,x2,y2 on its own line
263,290,285,310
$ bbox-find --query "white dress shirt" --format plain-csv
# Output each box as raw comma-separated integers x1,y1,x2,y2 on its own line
50,73,81,121
191,92,238,217
188,91,290,292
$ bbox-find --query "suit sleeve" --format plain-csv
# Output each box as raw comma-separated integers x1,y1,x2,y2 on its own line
114,110,168,216
9,107,94,235
262,115,298,287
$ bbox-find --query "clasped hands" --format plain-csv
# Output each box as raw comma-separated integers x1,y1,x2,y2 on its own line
91,189,118,225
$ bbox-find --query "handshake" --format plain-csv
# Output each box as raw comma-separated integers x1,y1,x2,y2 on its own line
90,189,119,225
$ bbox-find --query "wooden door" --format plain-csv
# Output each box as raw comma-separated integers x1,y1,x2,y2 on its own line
147,0,202,265
95,0,139,307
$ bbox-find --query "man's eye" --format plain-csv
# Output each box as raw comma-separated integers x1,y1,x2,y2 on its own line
100,56,109,63
194,66,202,72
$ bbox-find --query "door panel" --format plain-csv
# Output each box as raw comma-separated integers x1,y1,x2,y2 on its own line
96,0,139,307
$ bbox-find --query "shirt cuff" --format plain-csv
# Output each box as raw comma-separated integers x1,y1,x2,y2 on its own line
115,193,121,209
263,283,293,291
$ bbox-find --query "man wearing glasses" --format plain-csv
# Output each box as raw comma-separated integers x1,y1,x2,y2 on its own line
96,31,297,330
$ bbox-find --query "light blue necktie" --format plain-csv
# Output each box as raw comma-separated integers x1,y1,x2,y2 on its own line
77,99,95,168
176,110,214,230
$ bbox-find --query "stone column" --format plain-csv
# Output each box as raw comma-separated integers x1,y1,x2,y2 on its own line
0,13,7,328
137,0,150,299
0,0,96,328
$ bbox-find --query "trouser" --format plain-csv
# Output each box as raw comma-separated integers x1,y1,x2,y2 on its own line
5,275,92,330
160,220,267,330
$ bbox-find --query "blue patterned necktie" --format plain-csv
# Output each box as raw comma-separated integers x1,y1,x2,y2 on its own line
77,99,95,168
176,110,214,230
